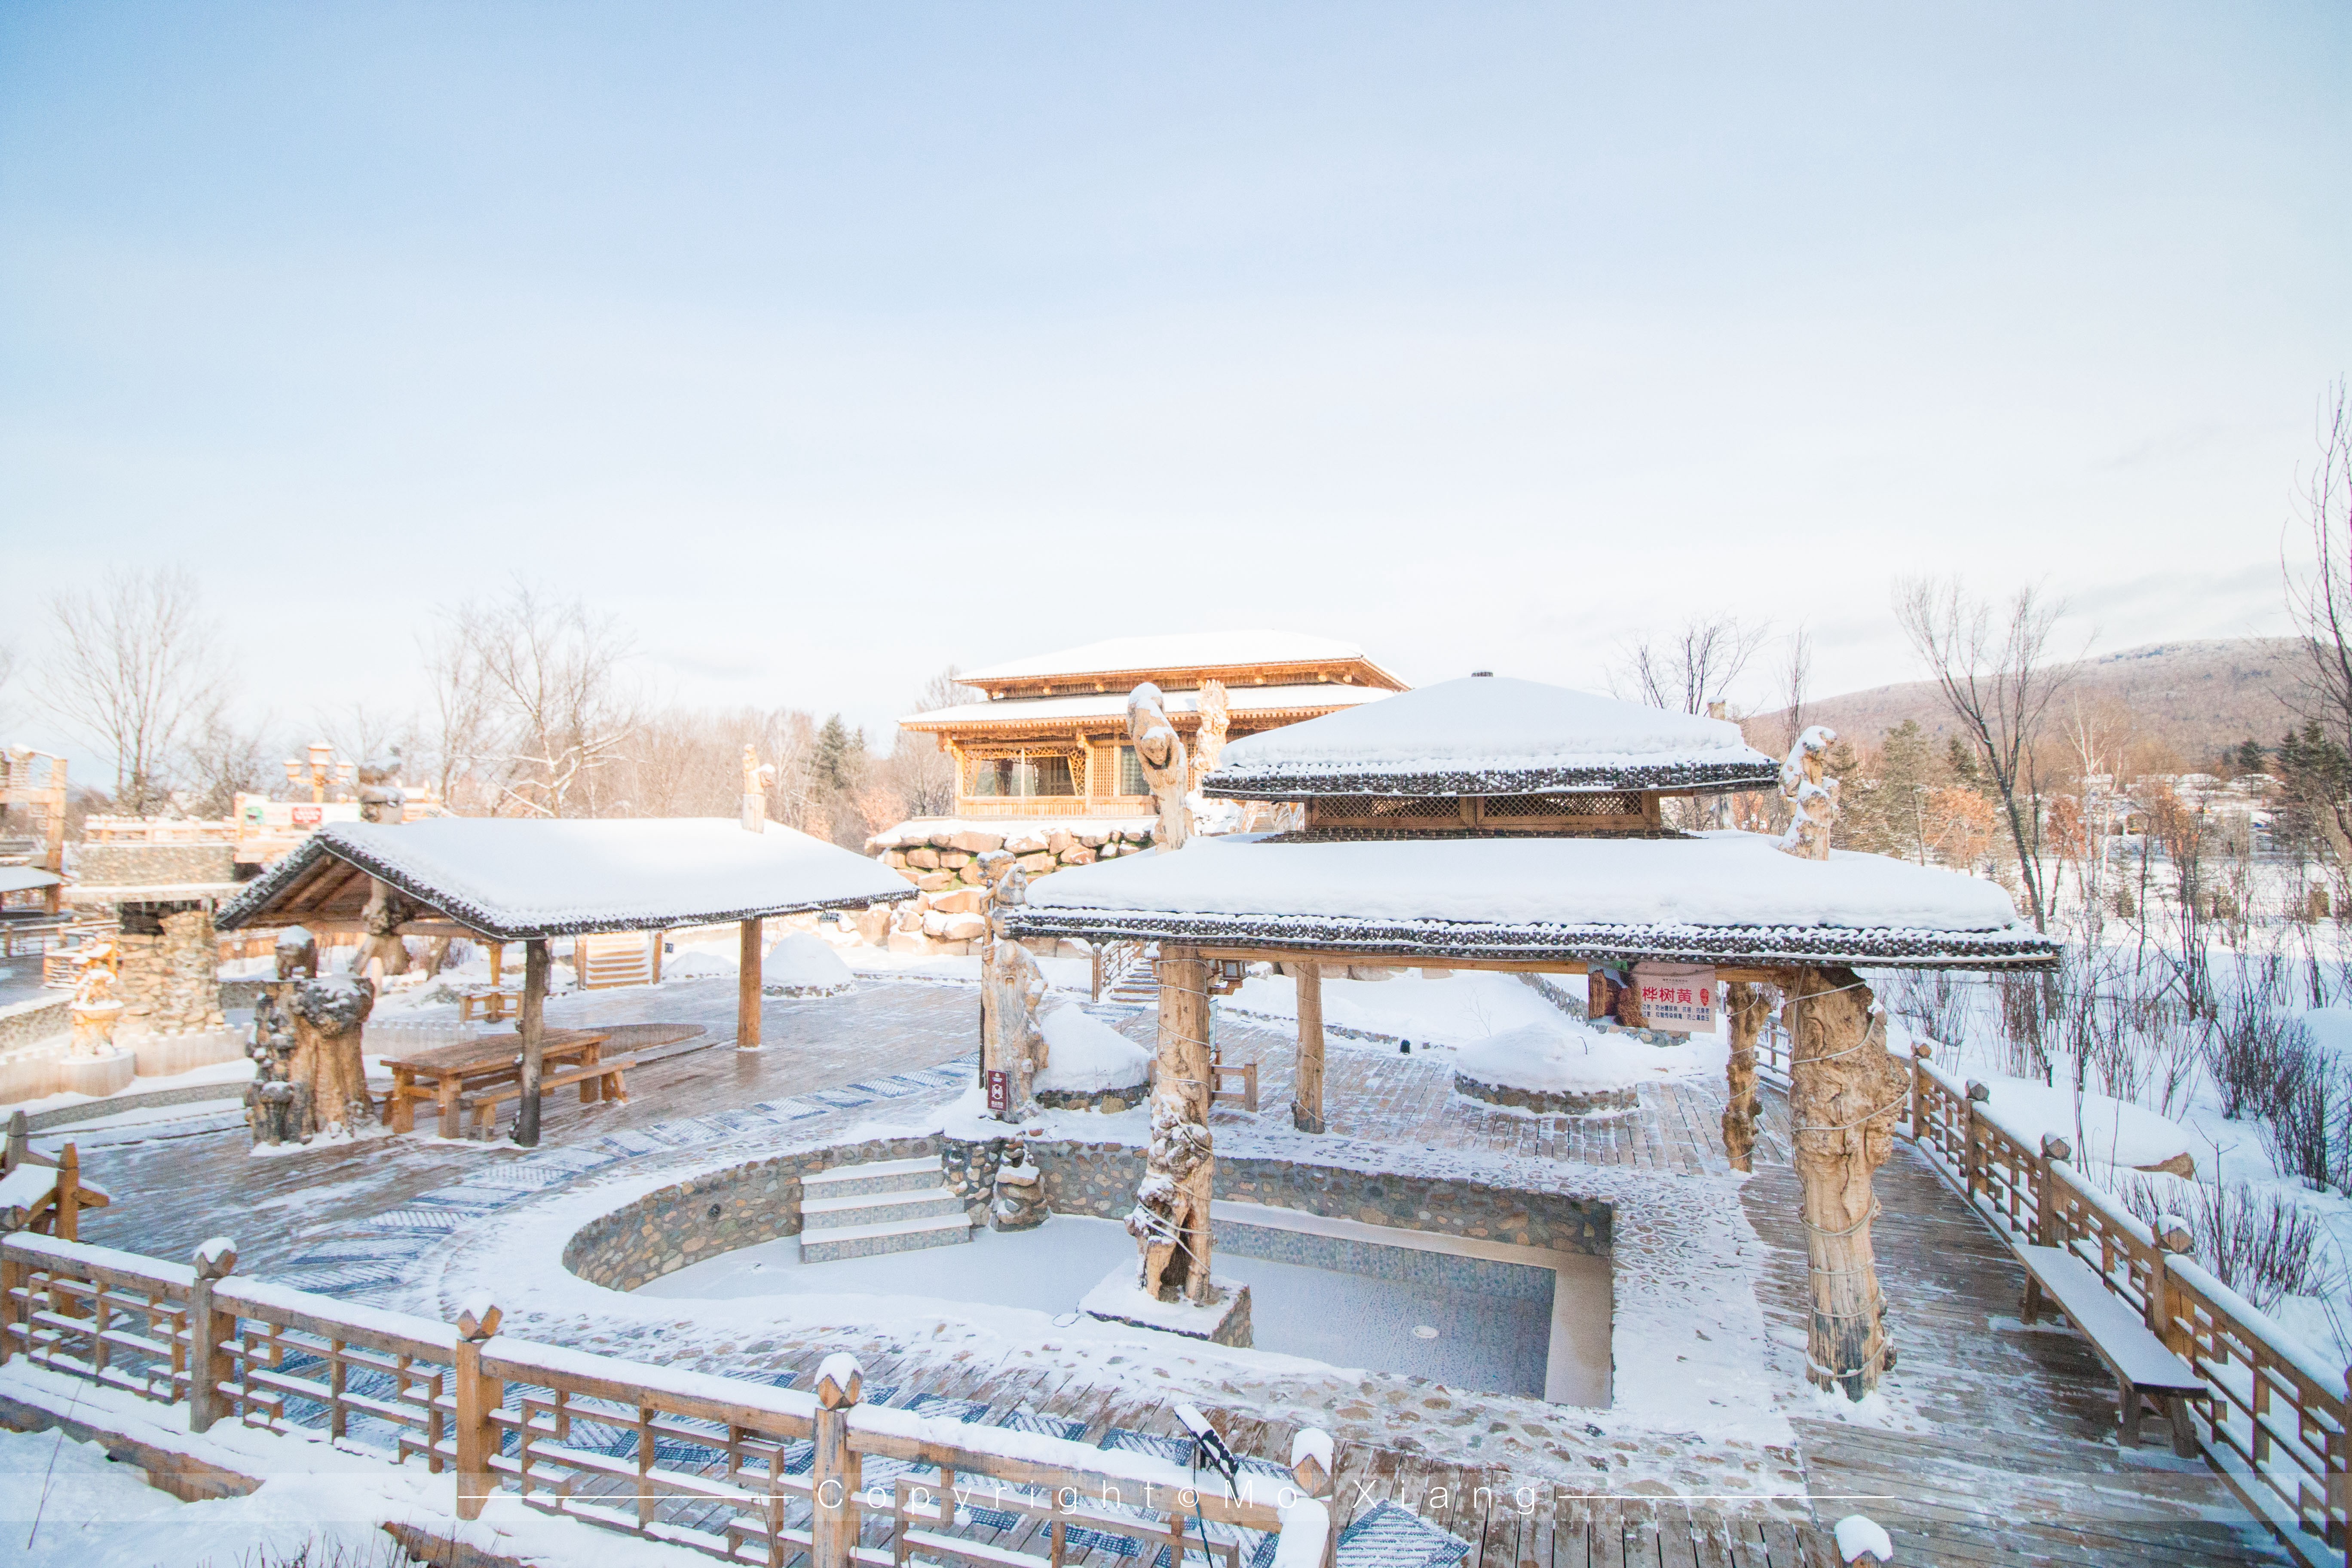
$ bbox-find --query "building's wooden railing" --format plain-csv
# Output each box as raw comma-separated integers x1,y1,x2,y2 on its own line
81,816,242,844
1905,1054,2351,1565
0,1233,1334,1568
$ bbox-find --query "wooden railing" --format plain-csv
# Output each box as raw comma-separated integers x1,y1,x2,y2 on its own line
1091,940,1150,1002
0,1233,1334,1568
1906,1055,2352,1565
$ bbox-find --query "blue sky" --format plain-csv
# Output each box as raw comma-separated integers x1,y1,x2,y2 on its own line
3,3,2346,764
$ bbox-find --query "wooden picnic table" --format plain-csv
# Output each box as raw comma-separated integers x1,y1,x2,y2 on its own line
379,1027,619,1139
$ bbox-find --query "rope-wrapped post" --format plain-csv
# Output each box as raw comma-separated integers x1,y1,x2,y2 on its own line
1132,945,1216,1304
1785,965,1908,1400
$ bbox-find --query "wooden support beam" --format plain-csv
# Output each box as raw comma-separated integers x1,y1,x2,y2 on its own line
1721,981,1772,1173
738,918,763,1050
1785,965,1906,1400
514,940,549,1146
1292,963,1326,1134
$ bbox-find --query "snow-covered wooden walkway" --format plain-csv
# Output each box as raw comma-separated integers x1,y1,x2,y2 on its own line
41,979,2295,1567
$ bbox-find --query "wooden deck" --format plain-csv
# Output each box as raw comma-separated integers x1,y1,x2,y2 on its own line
52,980,2300,1566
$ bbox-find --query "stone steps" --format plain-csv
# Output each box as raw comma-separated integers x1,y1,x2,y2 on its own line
800,1211,974,1262
799,1154,971,1262
800,1155,945,1199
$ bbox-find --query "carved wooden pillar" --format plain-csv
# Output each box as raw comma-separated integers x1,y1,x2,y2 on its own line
1721,980,1771,1173
1785,965,1906,1400
1293,962,1326,1134
1132,945,1214,1303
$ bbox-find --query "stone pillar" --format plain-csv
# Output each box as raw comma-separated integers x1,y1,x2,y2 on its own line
114,905,229,1038
1785,965,1907,1400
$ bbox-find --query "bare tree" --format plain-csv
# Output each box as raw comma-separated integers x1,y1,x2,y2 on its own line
0,640,19,734
1779,625,1813,756
182,701,279,818
1614,613,1769,714
1894,576,2079,932
2285,380,2352,779
37,565,227,814
443,584,637,818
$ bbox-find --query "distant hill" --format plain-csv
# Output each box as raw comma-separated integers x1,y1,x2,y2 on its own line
1749,638,2308,770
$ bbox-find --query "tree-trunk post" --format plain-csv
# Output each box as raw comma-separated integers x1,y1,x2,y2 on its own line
514,941,549,1146
453,1301,502,1521
1293,962,1326,1134
738,919,763,1050
813,1353,863,1568
1720,981,1769,1173
1135,946,1216,1304
1785,965,1906,1400
187,1238,239,1433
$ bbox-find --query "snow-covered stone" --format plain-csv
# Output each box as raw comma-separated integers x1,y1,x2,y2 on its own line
1035,1004,1153,1095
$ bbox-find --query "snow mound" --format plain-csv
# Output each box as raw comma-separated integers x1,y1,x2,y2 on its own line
1968,1072,2197,1171
664,949,738,980
765,933,856,995
1456,1021,1666,1093
1036,1004,1153,1093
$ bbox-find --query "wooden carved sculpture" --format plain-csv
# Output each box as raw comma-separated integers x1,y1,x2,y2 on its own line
1720,981,1774,1173
354,879,417,978
1193,679,1232,782
1786,966,1908,1399
1778,725,1841,860
286,974,376,1139
1125,683,1191,853
980,863,1048,1121
1128,948,1214,1303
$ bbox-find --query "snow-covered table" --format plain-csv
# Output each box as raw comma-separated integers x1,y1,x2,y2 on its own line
379,1027,615,1139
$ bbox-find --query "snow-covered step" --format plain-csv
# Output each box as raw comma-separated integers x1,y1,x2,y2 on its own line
799,1212,972,1262
800,1186,968,1229
801,1156,945,1200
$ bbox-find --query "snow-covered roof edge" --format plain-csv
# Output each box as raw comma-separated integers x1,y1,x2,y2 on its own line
1203,755,1781,799
216,821,918,940
1002,904,2058,970
959,630,1392,685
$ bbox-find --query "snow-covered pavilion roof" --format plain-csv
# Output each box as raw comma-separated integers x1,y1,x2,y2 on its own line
217,818,915,940
1007,833,2056,969
958,631,1389,686
1204,675,1779,798
900,682,1392,732
0,866,63,894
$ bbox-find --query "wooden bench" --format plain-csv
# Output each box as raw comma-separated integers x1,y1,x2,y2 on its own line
466,1056,635,1138
459,987,520,1023
2019,1243,2206,1455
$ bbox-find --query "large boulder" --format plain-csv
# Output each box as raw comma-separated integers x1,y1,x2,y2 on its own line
940,913,988,942
905,847,941,870
948,830,1004,854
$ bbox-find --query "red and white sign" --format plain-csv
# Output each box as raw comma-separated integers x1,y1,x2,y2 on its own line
985,1069,1010,1114
291,805,323,827
1632,963,1717,1033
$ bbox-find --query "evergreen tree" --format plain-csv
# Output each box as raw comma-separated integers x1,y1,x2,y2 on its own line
1877,720,1941,863
1944,735,1985,792
2234,737,2267,775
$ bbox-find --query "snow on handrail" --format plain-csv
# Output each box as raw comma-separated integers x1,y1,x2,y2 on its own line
1,1230,196,1292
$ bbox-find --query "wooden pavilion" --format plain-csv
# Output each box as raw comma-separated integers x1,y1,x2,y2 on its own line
215,816,914,1143
1006,674,2059,1401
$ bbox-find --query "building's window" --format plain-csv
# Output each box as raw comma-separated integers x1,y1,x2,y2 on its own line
965,753,1077,798
1116,745,1147,796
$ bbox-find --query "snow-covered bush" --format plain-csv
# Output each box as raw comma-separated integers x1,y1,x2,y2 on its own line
2116,1174,2335,1311
2205,990,2310,1121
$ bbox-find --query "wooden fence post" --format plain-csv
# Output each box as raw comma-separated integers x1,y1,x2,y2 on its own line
813,1352,864,1568
454,1300,503,1521
1293,963,1326,1134
2148,1220,2193,1353
1963,1081,1989,1202
0,1241,23,1366
2034,1135,2069,1246
187,1238,239,1433
1290,1428,1336,1568
1909,1044,1931,1143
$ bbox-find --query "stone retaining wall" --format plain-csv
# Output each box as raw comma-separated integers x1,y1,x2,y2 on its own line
564,1132,1614,1295
76,843,236,888
1450,1072,1638,1116
561,1134,938,1290
117,908,228,1036
863,822,1155,959
0,994,70,1055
